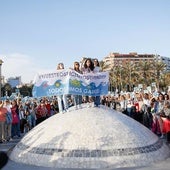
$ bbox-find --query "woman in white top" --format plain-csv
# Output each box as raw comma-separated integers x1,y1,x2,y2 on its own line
72,62,83,109
81,58,94,106
56,63,69,113
93,59,101,107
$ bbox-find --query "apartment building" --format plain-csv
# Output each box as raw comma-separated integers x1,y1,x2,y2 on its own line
7,76,22,88
102,52,170,71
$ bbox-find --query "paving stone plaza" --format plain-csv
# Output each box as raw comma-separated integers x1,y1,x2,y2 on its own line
9,105,170,169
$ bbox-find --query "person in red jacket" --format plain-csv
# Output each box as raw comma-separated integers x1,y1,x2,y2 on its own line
36,101,48,125
0,101,7,143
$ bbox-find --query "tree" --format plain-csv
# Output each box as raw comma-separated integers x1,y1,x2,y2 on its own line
163,71,170,90
1,83,34,98
17,84,33,97
136,60,153,86
151,59,166,90
121,60,137,91
2,83,12,97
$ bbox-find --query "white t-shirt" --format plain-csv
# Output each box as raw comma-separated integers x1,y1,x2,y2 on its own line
4,104,12,113
93,66,101,73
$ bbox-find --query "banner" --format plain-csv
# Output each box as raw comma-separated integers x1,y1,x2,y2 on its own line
32,69,109,97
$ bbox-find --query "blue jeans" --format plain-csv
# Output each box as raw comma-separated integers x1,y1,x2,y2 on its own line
31,116,36,128
126,107,132,117
57,95,68,113
73,95,82,105
94,96,100,107
12,123,20,137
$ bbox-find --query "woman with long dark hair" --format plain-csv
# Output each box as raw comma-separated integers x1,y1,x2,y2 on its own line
72,61,83,109
56,63,69,113
81,58,94,107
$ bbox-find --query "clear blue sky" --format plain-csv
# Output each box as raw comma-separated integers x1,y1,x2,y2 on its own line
0,0,170,83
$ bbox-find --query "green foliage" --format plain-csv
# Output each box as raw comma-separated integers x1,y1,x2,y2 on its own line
108,59,167,92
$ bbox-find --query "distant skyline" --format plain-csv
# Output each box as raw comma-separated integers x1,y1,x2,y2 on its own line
0,0,170,83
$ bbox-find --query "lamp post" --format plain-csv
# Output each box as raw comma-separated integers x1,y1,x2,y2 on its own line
0,59,3,98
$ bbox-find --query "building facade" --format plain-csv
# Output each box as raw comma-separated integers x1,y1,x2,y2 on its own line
102,52,170,72
7,76,21,88
158,55,170,72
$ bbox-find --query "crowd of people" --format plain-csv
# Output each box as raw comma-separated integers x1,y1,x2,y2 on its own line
0,58,170,144
101,91,170,141
0,58,102,143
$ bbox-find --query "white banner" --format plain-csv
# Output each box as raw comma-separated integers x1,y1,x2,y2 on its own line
32,69,109,97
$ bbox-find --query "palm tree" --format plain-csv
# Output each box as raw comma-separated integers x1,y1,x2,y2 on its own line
164,71,170,90
136,60,153,86
101,57,169,92
100,60,116,92
121,60,137,91
151,59,166,90
108,67,117,92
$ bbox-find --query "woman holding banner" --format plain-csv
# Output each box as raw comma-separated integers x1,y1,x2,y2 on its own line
56,63,69,113
93,58,101,107
81,58,94,107
72,61,83,109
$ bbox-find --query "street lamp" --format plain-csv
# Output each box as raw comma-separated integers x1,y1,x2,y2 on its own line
0,59,3,98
